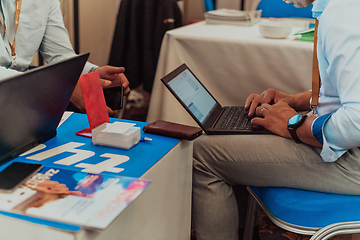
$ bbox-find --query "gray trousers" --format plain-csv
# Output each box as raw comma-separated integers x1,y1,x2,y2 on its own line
192,134,360,240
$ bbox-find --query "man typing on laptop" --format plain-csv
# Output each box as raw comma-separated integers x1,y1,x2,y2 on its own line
0,0,130,117
192,0,360,239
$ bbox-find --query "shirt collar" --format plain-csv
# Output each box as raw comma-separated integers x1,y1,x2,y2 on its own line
312,0,330,19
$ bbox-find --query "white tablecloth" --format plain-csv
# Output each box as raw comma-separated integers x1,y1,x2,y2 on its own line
147,20,314,126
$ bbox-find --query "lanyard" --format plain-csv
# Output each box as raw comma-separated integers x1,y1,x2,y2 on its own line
311,19,321,109
0,0,22,64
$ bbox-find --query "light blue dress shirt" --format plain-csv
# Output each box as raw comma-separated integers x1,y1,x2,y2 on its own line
0,0,96,80
311,0,360,162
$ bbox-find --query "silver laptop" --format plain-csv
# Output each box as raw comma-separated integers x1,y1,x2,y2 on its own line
0,53,89,163
161,63,270,135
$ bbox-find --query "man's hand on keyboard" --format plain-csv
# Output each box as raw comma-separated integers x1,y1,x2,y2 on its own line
251,101,297,138
244,88,296,117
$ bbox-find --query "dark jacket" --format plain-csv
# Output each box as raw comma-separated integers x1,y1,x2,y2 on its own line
109,0,182,93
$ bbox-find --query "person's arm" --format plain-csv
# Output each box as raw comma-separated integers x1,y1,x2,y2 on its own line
252,3,360,160
311,5,360,162
290,91,313,111
251,100,321,147
40,0,130,115
39,0,96,73
295,115,322,147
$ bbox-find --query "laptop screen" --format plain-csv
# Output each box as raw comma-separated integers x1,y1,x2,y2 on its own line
0,54,89,163
167,68,216,123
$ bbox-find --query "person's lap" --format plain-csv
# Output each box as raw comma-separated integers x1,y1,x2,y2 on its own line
192,134,360,240
193,134,360,193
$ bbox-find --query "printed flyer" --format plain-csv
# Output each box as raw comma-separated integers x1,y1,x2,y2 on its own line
0,166,150,229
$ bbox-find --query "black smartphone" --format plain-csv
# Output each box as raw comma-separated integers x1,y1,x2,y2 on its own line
103,86,124,110
0,162,42,193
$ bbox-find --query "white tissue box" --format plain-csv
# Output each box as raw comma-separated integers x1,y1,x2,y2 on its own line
92,122,141,149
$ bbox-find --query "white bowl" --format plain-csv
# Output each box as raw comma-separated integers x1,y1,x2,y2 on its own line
258,21,292,39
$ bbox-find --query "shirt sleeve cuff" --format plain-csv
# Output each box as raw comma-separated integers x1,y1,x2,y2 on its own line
82,62,98,75
312,112,334,145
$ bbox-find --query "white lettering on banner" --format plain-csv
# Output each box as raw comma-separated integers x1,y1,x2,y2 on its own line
20,144,47,157
27,142,95,165
76,153,129,174
25,142,131,174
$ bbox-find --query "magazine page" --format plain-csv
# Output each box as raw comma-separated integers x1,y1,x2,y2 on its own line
0,166,150,229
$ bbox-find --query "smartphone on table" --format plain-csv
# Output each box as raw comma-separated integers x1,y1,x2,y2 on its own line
0,162,42,193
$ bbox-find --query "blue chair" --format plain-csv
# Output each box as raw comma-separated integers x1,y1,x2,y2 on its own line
204,0,215,11
256,0,313,18
244,186,360,240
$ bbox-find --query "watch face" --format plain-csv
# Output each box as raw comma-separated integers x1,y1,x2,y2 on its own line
288,114,302,125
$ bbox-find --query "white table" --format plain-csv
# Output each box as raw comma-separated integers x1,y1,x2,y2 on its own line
147,20,314,126
0,113,193,240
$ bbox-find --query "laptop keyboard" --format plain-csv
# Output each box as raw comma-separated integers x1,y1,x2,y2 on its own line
217,107,253,130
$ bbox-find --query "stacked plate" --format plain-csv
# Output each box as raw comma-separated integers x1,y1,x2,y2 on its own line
205,9,261,26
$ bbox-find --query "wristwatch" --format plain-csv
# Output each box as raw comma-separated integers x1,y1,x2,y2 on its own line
287,113,308,143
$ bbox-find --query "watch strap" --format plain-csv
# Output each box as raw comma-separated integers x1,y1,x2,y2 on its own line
289,128,302,143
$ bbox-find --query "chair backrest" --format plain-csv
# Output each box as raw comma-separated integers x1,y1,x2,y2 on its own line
204,0,215,11
256,0,313,18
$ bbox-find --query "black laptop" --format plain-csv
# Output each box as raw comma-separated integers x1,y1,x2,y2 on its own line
0,53,89,163
161,63,271,135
